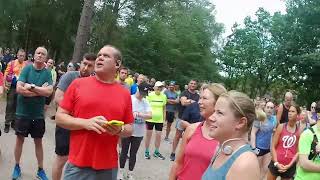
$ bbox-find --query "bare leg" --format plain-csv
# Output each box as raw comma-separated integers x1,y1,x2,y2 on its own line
145,130,153,150
165,122,172,139
171,130,182,154
260,153,271,180
52,155,68,180
34,138,44,168
266,170,277,180
155,131,162,149
14,135,25,164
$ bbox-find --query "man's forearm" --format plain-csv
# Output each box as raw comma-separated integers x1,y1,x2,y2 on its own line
31,86,53,97
56,112,86,130
118,124,133,137
17,86,38,97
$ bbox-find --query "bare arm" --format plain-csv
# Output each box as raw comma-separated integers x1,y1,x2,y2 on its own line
286,153,298,169
180,96,193,106
138,111,152,119
54,88,64,104
56,106,106,133
16,81,38,97
276,104,283,125
250,126,258,148
228,152,260,180
271,124,283,162
299,154,320,172
169,124,196,180
30,84,53,97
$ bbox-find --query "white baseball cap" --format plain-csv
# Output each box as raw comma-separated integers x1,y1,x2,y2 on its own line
154,81,164,87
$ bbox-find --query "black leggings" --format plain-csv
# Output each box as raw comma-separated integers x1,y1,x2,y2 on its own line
119,136,143,171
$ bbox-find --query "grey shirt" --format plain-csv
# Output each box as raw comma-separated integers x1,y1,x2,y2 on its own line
164,89,178,112
57,71,80,92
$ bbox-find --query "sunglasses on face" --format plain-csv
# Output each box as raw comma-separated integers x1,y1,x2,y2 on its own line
311,106,316,109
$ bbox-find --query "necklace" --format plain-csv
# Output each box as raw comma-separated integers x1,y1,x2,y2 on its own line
211,138,247,166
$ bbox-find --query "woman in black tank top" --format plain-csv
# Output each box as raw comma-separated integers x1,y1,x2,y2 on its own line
280,104,289,124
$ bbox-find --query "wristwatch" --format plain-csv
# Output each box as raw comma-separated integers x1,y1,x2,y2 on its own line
116,125,125,136
274,161,279,167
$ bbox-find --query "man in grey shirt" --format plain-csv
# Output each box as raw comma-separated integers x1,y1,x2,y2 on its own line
52,53,96,180
164,81,179,141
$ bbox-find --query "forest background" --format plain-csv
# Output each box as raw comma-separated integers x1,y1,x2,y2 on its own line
1,0,319,106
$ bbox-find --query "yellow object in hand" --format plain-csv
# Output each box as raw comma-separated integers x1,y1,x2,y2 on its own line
106,120,124,126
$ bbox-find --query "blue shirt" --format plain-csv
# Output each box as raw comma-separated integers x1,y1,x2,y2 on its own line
254,115,277,149
164,89,178,112
130,83,138,95
181,102,202,124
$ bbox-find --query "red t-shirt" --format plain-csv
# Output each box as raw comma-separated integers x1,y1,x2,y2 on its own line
60,76,134,170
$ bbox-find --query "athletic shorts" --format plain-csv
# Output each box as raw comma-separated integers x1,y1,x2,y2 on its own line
268,160,296,178
256,147,270,157
166,111,175,123
145,121,163,131
55,126,70,156
64,162,117,180
15,117,45,138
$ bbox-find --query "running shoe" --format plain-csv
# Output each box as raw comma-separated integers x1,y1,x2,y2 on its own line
170,153,175,161
12,164,21,180
127,171,135,180
153,151,165,160
117,168,125,180
36,169,48,180
144,151,151,159
164,137,172,144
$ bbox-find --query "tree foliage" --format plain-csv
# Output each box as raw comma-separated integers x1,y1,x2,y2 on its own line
1,0,223,85
219,0,320,105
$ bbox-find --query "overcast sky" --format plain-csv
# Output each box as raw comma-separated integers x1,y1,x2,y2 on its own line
211,0,287,36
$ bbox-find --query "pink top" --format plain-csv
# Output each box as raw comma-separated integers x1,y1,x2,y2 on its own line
276,123,300,165
0,72,3,86
177,122,219,180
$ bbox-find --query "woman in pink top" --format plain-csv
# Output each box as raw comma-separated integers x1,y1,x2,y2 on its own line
267,104,301,180
169,83,227,180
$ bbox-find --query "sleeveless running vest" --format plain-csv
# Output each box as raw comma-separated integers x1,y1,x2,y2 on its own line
280,104,289,124
276,123,300,165
177,122,219,180
202,144,252,180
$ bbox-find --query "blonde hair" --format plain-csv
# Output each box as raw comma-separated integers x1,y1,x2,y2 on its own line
202,83,227,101
256,109,267,122
220,90,256,131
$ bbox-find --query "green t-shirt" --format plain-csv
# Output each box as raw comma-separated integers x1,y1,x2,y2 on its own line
295,125,320,180
16,64,53,119
146,91,167,123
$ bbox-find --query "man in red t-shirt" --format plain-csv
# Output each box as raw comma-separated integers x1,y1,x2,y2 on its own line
56,45,134,180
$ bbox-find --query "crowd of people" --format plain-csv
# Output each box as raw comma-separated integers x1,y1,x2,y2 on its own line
0,45,320,180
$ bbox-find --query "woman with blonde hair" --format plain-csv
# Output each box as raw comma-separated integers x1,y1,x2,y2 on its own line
202,91,260,180
251,101,277,179
169,83,227,180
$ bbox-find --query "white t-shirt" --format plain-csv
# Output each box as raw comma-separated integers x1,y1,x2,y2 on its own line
131,95,151,137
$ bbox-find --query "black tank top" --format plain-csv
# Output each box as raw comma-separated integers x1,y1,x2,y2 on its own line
280,103,289,124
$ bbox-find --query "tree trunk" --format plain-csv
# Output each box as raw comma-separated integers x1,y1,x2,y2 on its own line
72,0,95,63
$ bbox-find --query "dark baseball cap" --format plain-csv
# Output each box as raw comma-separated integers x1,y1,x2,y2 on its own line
138,82,149,96
169,81,176,86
